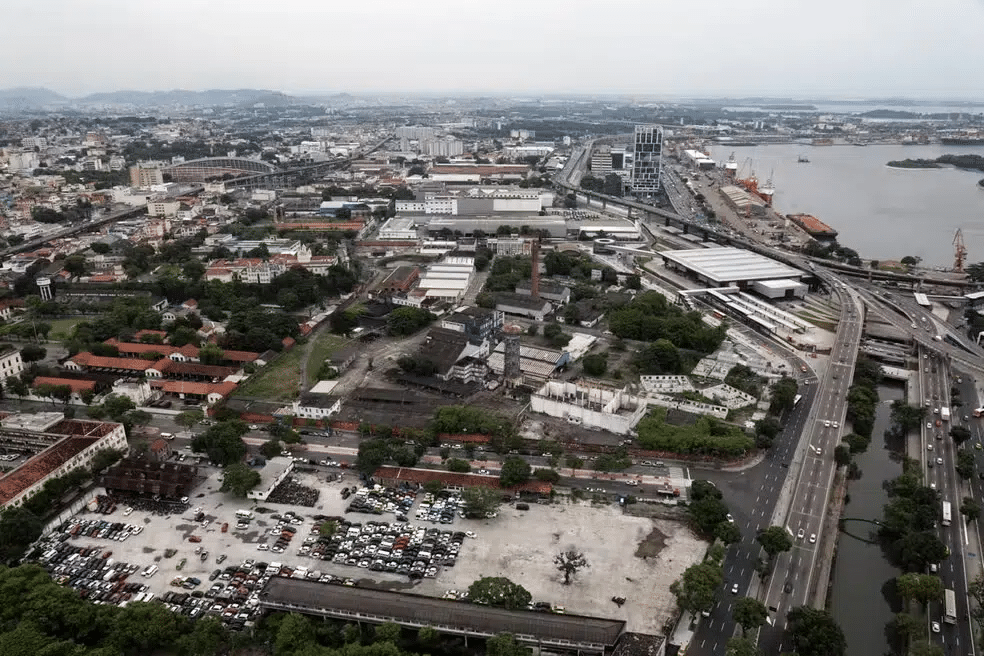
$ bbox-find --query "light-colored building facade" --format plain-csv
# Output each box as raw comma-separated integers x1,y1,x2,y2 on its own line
0,347,24,381
630,125,663,196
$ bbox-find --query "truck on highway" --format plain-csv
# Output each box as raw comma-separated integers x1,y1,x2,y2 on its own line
941,407,951,422
942,501,952,527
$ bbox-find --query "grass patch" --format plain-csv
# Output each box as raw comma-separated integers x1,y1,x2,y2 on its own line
236,348,303,401
47,317,84,341
306,331,348,385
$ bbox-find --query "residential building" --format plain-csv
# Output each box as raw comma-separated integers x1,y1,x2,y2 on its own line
129,162,165,188
630,125,663,196
0,347,24,380
292,393,342,420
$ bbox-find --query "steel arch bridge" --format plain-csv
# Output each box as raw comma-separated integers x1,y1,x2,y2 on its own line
163,157,280,182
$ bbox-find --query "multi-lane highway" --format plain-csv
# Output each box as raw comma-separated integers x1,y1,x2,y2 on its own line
755,279,865,654
686,364,820,655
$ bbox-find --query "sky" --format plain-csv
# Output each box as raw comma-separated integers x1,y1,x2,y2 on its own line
5,0,983,99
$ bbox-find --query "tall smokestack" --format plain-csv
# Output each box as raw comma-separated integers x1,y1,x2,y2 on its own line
531,239,540,300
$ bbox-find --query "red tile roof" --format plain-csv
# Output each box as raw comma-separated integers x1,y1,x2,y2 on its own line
134,329,167,340
105,338,180,357
68,352,155,371
33,376,97,393
0,436,99,505
159,380,237,399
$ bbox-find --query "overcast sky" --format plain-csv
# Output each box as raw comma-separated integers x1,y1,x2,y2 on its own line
5,0,982,99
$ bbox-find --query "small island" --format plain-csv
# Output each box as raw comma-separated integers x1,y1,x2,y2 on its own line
889,154,984,177
887,158,941,169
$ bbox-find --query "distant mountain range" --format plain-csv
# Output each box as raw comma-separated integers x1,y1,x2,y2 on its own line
0,87,311,109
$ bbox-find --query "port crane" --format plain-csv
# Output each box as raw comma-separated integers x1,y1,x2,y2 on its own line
954,228,967,273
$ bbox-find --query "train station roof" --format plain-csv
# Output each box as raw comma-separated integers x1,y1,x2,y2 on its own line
660,247,803,284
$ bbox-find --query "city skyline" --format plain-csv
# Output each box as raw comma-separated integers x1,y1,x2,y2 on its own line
5,0,983,99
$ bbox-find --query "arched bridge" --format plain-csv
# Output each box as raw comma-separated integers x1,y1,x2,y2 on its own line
839,517,884,544
163,157,280,182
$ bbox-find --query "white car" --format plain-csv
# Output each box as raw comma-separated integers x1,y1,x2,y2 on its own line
936,457,943,465
726,514,734,523
824,420,831,427
832,421,839,429
731,583,739,594
932,621,941,633
201,520,210,528
809,533,816,544
123,507,133,516
797,528,805,540
257,544,269,551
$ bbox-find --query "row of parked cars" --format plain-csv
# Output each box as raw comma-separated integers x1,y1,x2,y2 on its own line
344,485,417,518
313,519,471,578
60,518,144,541
415,492,467,524
31,538,151,606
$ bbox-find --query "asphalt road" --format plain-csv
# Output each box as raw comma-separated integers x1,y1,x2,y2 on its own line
757,279,864,655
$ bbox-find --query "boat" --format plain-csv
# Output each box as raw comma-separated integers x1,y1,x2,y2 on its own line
787,213,838,238
758,173,775,206
797,155,810,163
724,152,738,178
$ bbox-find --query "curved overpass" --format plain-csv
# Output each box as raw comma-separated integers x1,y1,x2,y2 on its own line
163,157,280,182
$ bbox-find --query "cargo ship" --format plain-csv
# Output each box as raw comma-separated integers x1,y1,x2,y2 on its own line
787,213,838,238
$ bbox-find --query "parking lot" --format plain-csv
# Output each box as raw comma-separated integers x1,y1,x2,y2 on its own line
30,467,702,634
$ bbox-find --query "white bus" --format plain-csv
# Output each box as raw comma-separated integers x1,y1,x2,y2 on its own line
942,501,952,527
944,588,957,624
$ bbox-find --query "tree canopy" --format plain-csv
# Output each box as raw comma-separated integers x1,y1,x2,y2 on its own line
467,577,532,610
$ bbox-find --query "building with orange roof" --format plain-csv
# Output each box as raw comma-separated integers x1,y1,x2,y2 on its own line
0,413,128,509
64,352,156,374
155,380,238,406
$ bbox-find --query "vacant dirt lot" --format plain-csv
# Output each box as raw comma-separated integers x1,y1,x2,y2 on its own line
412,499,705,635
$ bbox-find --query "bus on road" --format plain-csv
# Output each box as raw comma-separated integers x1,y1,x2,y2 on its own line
942,501,952,527
944,588,957,624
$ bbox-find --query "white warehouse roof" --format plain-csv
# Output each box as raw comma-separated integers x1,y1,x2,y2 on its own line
660,247,803,284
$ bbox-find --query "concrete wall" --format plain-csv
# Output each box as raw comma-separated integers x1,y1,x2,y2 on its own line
643,393,729,420
531,381,647,434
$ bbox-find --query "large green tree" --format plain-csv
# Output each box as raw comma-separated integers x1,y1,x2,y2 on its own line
786,607,846,656
757,526,793,559
219,462,262,497
499,456,532,487
670,561,723,616
467,577,532,610
462,486,500,518
732,597,768,634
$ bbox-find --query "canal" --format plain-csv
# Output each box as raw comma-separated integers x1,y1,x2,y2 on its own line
828,384,906,656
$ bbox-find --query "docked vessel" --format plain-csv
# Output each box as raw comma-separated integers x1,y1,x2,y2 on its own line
723,152,738,178
942,135,984,145
797,155,810,163
787,213,838,238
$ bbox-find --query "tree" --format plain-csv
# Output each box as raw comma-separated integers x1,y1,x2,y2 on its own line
175,409,204,430
462,486,500,518
670,561,724,616
20,344,46,362
786,606,846,656
374,622,401,643
962,496,981,522
126,409,152,428
726,636,762,656
387,307,436,336
888,612,922,646
486,633,528,656
565,455,585,471
190,420,248,466
198,343,224,366
834,444,851,467
0,507,43,564
499,456,531,487
91,242,111,255
956,450,975,480
757,526,793,559
446,458,471,473
689,495,730,536
417,626,440,647
533,468,560,483
220,463,262,497
715,521,742,545
909,641,944,656
260,439,283,459
582,353,607,376
467,577,532,610
63,254,87,278
554,550,588,585
950,424,972,445
769,377,799,415
732,597,768,634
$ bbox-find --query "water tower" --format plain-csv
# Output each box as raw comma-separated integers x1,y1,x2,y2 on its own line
501,324,523,384
36,277,52,301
